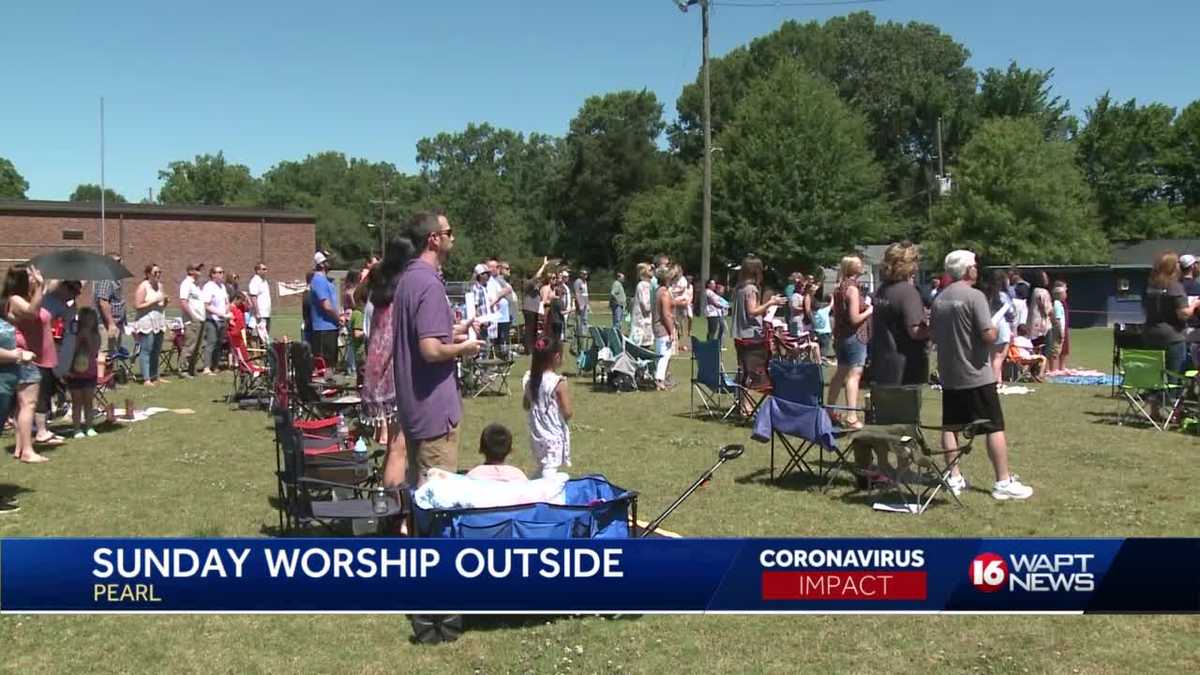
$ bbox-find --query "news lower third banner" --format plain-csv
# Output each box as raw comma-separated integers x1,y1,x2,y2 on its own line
2,538,1198,613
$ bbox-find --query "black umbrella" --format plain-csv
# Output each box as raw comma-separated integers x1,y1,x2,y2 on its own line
28,249,133,281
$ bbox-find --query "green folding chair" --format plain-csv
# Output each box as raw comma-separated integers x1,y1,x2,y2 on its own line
1117,349,1187,431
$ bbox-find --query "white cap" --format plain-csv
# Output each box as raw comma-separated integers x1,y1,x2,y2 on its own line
473,263,489,277
313,251,327,268
1180,254,1197,270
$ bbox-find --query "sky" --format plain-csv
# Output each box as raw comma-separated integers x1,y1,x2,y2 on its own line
2,0,1198,201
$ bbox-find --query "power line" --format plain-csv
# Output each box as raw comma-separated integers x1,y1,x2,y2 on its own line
713,0,887,8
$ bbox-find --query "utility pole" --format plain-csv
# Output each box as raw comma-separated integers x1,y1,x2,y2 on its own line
100,96,106,255
936,116,944,178
674,0,712,313
701,0,712,310
369,178,397,258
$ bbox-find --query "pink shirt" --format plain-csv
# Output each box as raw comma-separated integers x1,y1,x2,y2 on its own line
465,464,529,483
16,307,55,369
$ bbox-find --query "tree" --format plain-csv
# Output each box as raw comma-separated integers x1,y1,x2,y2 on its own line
259,151,417,265
617,169,702,272
69,184,127,203
711,63,893,272
559,90,671,269
416,124,564,279
1165,100,1200,220
928,117,1106,265
157,151,259,206
672,12,977,222
0,157,28,199
1075,94,1182,240
977,61,1074,140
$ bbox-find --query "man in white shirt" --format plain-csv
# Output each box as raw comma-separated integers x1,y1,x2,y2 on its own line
178,262,207,377
247,262,272,337
486,258,514,358
199,266,230,375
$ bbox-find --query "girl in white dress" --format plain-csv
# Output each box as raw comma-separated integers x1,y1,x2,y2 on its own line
522,336,573,478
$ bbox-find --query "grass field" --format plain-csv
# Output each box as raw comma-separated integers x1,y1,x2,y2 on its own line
2,320,1199,673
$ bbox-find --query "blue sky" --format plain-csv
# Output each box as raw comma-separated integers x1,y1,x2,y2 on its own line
3,0,1197,200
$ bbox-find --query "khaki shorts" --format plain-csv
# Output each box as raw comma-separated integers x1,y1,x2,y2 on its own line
406,424,460,484
98,323,119,361
1046,329,1064,358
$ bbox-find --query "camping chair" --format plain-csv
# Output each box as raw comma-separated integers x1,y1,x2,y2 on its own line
590,326,615,386
690,336,741,420
1002,343,1038,383
621,335,661,389
848,385,987,514
230,333,270,405
734,336,772,421
459,354,512,398
1117,349,1188,431
288,342,361,420
754,360,856,484
274,420,400,535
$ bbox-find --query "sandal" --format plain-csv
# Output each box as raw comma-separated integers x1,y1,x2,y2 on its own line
34,434,65,447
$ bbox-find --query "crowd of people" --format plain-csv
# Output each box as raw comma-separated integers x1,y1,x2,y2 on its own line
8,205,1198,517
0,255,276,474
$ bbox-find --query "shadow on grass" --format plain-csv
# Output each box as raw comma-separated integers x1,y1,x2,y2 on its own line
405,613,643,645
0,482,34,502
734,465,857,492
1084,410,1155,428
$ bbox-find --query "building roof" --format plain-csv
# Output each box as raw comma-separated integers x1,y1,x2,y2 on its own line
0,199,314,223
1111,239,1200,267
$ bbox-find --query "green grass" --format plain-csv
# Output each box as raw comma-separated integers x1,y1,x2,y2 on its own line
2,326,1199,673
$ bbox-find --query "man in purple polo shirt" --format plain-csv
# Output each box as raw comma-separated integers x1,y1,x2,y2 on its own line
393,211,485,486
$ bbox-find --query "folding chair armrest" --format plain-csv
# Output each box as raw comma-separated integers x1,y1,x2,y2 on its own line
295,476,371,493
825,404,865,413
921,418,993,439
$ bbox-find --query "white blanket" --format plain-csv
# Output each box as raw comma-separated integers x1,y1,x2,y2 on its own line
413,468,568,510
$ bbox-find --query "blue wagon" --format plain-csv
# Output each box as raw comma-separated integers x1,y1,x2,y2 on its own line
408,444,744,643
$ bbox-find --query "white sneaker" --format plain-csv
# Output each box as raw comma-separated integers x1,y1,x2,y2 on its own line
992,475,1033,501
945,473,967,496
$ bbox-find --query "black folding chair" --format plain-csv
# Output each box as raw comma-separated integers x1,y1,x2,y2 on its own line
273,414,396,534
849,385,987,514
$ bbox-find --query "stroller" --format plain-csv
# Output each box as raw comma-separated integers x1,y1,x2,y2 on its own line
407,444,744,644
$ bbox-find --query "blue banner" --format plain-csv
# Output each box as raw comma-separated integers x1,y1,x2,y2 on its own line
2,538,1198,613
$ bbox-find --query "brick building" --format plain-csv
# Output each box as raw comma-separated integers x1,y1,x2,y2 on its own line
0,200,315,310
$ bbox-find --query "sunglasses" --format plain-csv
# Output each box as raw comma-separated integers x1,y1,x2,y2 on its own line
432,228,453,239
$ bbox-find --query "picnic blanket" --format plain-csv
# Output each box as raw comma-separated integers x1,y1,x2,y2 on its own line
1045,369,1121,386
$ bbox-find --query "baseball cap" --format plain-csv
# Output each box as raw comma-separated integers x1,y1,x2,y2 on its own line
313,251,328,268
473,263,489,277
1180,254,1197,269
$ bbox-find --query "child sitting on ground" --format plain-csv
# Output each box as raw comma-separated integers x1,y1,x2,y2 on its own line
465,423,528,483
1011,324,1048,382
67,308,101,438
523,336,572,478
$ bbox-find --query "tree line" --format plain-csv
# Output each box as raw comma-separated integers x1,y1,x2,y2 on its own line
3,12,1197,282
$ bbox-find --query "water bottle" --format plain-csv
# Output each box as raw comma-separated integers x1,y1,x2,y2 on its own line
337,412,348,438
353,437,368,456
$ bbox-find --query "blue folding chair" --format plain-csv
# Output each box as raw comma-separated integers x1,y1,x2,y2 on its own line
755,360,858,485
690,336,741,420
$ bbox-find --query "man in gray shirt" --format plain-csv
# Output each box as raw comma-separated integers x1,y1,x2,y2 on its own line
609,272,627,329
573,269,590,353
931,249,1033,501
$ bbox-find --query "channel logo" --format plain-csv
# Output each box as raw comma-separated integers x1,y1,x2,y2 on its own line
970,551,1095,593
969,553,1009,592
